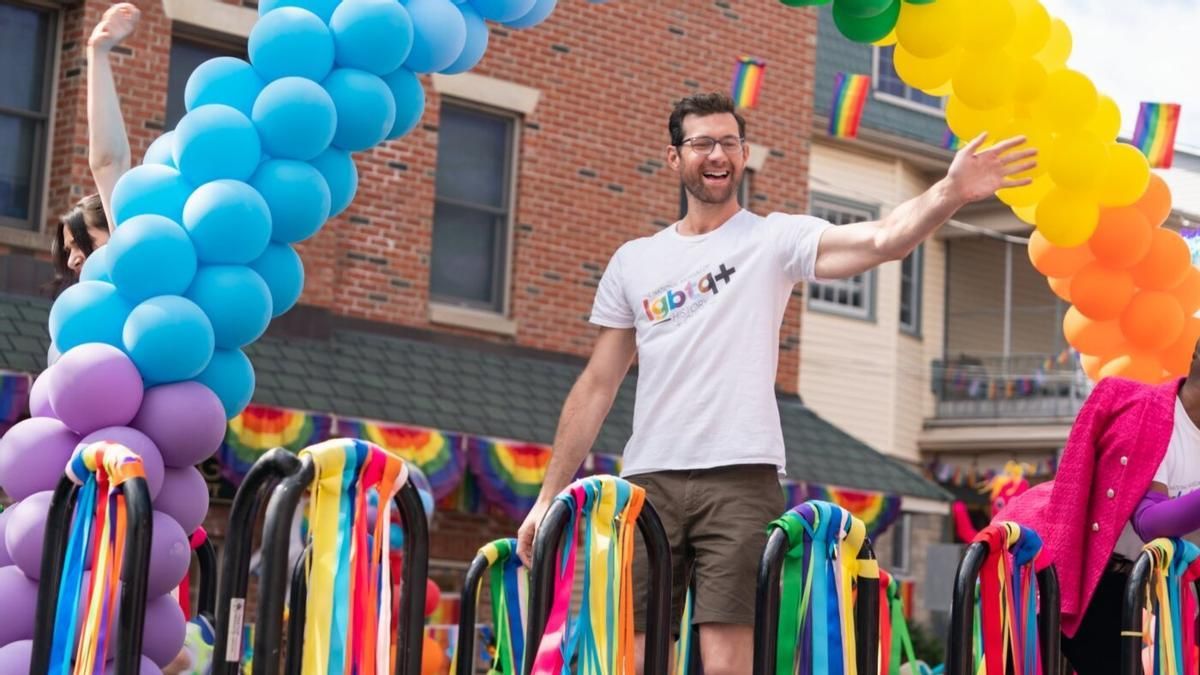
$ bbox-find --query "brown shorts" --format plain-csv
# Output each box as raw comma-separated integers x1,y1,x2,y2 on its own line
629,464,786,633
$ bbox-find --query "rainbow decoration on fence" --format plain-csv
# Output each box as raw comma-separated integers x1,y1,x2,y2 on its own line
973,523,1044,675
1133,102,1182,169
336,419,464,499
466,436,552,522
220,405,333,485
731,56,766,109
1139,538,1200,674
879,569,919,675
792,483,903,540
828,72,871,139
453,538,527,675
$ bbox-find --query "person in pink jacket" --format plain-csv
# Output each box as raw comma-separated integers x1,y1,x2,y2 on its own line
997,337,1200,674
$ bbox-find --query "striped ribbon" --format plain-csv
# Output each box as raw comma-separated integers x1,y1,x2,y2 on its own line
530,476,644,675
973,522,1043,675
878,570,917,675
452,538,528,674
1141,538,1200,675
48,442,147,675
769,500,874,675
299,438,408,675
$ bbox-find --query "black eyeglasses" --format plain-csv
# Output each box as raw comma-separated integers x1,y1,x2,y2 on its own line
678,135,745,156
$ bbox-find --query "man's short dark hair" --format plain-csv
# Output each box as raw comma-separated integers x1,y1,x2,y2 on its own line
668,93,746,147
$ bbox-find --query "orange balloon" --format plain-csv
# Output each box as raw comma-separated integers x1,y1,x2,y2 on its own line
1027,230,1094,277
1048,275,1072,302
1071,262,1136,320
1100,352,1163,384
1120,290,1185,352
1080,353,1106,381
1173,267,1200,316
1130,228,1191,291
1062,306,1124,356
422,635,447,675
1134,173,1174,227
1162,317,1200,375
1088,207,1152,269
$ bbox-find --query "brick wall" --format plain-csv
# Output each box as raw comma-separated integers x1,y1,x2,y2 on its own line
30,0,819,393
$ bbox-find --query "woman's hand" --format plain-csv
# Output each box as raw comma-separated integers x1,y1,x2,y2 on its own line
88,3,140,52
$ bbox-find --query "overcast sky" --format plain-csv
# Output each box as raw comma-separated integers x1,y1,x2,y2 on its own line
1039,0,1199,151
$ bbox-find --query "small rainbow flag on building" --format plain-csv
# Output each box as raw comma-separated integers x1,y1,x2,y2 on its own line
1133,101,1182,168
942,128,961,151
829,71,871,139
730,56,765,109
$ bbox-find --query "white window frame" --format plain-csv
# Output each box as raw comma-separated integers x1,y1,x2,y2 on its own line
871,45,946,117
807,194,878,321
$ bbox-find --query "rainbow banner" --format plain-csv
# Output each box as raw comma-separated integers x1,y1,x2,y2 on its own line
336,418,465,499
731,56,765,109
0,371,30,423
785,482,903,539
465,436,552,522
220,405,334,485
589,452,622,476
942,128,961,151
829,71,871,139
1133,102,1182,168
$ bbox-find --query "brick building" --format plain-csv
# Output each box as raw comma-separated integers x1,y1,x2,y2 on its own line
0,0,948,640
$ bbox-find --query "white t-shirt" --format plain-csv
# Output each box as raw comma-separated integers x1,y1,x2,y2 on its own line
1114,395,1200,560
589,209,832,476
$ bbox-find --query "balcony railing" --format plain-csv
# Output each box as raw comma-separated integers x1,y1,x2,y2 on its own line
931,351,1090,421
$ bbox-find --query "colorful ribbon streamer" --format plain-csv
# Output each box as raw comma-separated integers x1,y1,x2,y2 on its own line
453,538,529,675
337,418,465,500
972,522,1044,675
795,484,903,541
1140,538,1200,675
879,569,918,675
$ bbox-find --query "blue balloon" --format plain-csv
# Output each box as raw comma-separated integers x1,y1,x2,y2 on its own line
324,69,396,151
330,0,414,76
142,132,176,168
249,8,335,82
111,165,193,224
49,281,133,352
183,180,273,264
390,522,404,549
251,160,331,243
258,0,339,22
249,242,304,317
123,296,215,384
505,0,556,28
79,246,112,283
470,0,535,22
382,68,425,140
309,148,358,216
404,0,467,74
172,104,262,184
186,265,273,349
184,57,265,119
252,77,337,160
194,348,255,418
108,214,198,302
442,2,488,74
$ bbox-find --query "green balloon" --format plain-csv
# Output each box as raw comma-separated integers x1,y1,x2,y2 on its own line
833,0,894,18
832,0,900,43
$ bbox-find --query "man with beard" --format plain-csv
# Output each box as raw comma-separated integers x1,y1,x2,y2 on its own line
516,92,1035,675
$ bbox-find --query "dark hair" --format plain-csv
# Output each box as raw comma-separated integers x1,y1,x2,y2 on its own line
668,92,746,147
50,194,108,292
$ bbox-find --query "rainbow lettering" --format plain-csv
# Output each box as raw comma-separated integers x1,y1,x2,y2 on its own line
642,263,736,323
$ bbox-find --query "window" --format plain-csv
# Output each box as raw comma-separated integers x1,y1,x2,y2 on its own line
900,244,923,336
808,195,878,319
0,0,56,231
891,512,911,573
166,36,245,130
430,102,519,313
873,45,945,113
677,170,752,218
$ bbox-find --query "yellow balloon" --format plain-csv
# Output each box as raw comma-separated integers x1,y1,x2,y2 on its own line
1047,131,1109,192
962,0,1017,52
1034,18,1072,70
873,27,898,46
1034,69,1097,131
927,81,955,96
1096,143,1152,208
1009,0,1052,56
1085,95,1122,142
1012,57,1048,103
994,117,1050,177
1036,187,1101,247
952,51,1017,110
896,0,964,58
1013,202,1038,225
893,46,962,93
999,173,1053,208
946,97,1014,141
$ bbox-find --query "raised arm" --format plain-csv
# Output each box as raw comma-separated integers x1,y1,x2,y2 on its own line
87,3,140,230
813,134,1037,280
516,326,637,566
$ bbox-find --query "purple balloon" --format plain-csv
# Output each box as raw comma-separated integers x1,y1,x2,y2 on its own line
49,344,144,435
0,507,12,567
154,466,210,534
131,382,226,468
0,639,32,675
79,427,165,500
145,511,191,599
140,592,187,667
0,567,39,645
0,417,79,500
29,368,54,418
5,491,55,580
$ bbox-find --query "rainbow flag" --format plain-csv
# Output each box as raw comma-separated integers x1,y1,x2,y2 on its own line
942,128,961,151
730,56,765,109
1133,102,1182,168
829,71,871,139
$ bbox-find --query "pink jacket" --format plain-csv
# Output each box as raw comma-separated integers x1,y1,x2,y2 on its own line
995,376,1180,637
